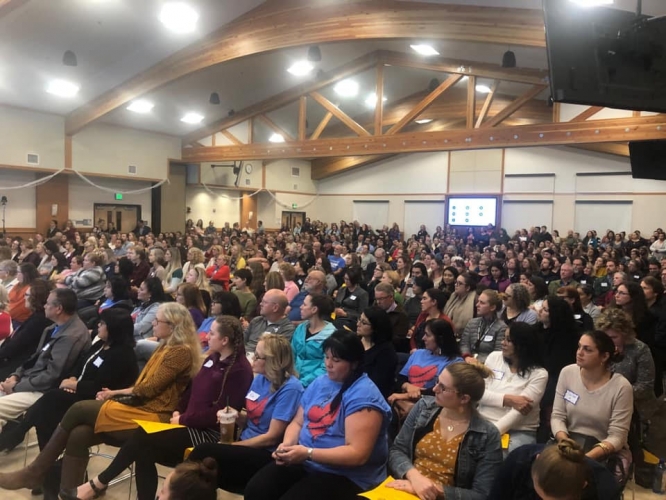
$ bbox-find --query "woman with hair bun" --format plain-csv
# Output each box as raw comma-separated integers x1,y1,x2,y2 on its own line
488,438,621,499
387,362,502,500
551,331,633,462
157,457,218,500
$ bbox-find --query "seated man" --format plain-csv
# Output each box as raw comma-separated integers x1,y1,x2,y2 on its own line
373,282,409,353
244,289,295,353
287,269,326,322
0,288,90,429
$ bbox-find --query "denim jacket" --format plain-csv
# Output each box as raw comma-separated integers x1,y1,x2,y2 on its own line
388,396,502,500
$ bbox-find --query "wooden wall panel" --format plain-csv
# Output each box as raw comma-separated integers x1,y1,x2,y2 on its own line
35,174,69,236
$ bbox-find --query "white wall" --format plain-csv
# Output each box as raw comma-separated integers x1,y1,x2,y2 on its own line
186,186,241,228
0,169,37,227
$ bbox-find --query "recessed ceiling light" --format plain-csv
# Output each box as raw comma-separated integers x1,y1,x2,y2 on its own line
364,92,388,109
181,112,204,124
334,79,359,98
159,2,199,34
569,0,613,6
476,85,492,94
46,79,80,97
126,100,154,113
410,44,440,56
415,119,433,124
269,133,285,143
287,60,314,76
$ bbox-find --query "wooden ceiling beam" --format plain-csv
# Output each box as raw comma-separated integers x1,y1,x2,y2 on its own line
310,112,333,141
65,0,545,135
570,106,604,122
571,142,630,157
298,96,307,142
311,154,396,180
220,130,243,146
257,114,294,142
387,74,464,135
475,80,499,128
466,76,476,129
482,84,548,128
181,115,666,162
374,64,385,136
309,92,370,137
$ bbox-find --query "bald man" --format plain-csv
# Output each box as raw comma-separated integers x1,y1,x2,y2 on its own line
244,289,295,353
287,269,327,322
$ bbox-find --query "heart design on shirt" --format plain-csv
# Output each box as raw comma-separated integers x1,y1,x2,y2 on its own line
306,401,340,440
246,396,268,425
408,365,438,388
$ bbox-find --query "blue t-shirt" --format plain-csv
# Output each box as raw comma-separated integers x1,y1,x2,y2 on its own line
298,373,391,490
240,374,303,451
288,290,308,321
399,350,463,389
328,255,346,273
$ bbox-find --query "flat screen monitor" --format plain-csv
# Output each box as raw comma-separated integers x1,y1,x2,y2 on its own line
447,197,498,227
629,140,666,180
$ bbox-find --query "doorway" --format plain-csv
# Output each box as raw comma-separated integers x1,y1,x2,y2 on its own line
281,211,306,231
94,204,142,233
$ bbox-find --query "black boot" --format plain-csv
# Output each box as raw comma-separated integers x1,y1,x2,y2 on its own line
0,418,30,452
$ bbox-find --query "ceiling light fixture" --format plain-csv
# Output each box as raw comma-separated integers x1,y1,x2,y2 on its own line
307,45,322,62
62,50,77,67
415,119,433,124
502,50,516,68
181,112,204,124
568,0,613,6
209,92,220,105
476,84,492,94
126,100,154,113
364,92,387,109
159,2,199,34
287,60,314,76
46,79,80,97
269,133,285,143
334,79,359,97
410,44,440,56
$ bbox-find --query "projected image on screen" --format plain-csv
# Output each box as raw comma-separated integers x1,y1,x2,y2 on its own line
447,198,498,227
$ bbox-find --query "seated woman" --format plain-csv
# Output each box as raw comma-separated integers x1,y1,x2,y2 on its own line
0,280,52,381
357,306,398,399
184,266,212,315
476,322,548,454
8,262,39,328
162,247,184,296
596,308,658,421
205,253,230,290
388,319,463,420
551,330,634,461
156,458,218,500
97,277,132,313
333,265,369,331
0,302,200,494
279,262,300,302
243,329,392,500
409,287,452,351
291,294,336,387
501,283,538,325
198,291,242,347
188,334,303,494
132,277,167,341
176,282,207,328
488,438,621,500
480,260,511,293
0,308,138,458
0,285,11,342
556,285,595,332
62,315,253,500
460,289,507,362
443,272,478,338
387,362,502,499
64,252,107,308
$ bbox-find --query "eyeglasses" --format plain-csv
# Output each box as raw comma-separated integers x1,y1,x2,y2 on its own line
153,319,172,325
434,381,459,394
254,355,267,361
357,318,371,326
454,281,466,287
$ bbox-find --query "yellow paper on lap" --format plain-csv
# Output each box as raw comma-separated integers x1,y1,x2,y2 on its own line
501,433,510,449
359,477,419,500
133,419,185,434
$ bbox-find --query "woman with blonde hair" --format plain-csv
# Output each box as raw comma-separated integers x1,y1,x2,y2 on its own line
264,271,285,292
182,247,205,278
279,262,299,302
162,247,183,295
0,302,200,494
185,265,212,314
63,315,253,500
229,244,246,273
189,333,303,493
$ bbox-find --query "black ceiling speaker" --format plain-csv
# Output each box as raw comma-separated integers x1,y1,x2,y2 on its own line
502,50,516,68
228,109,235,117
63,50,77,67
209,92,220,105
307,45,322,62
428,78,440,91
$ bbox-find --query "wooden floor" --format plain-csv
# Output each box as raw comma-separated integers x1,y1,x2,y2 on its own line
0,429,662,499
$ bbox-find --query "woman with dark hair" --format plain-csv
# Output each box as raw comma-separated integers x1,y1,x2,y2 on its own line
501,283,538,325
403,262,429,300
439,265,459,295
556,285,595,332
641,275,666,397
197,291,242,346
132,277,167,341
356,306,398,398
461,289,506,362
476,322,548,454
522,274,549,312
480,260,511,293
156,458,218,500
244,329,392,500
333,265,369,330
47,252,68,281
0,308,138,456
609,281,656,350
443,272,478,338
8,262,39,327
98,277,132,313
551,331,633,462
387,362,502,499
389,319,463,420
578,283,601,321
62,315,252,500
409,288,452,351
0,279,52,381
536,296,579,443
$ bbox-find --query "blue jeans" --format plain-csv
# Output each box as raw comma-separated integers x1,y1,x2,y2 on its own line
506,430,537,457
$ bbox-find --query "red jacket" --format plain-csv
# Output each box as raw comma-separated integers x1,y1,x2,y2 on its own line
206,264,230,290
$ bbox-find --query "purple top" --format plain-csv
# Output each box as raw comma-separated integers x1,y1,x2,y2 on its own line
177,350,253,429
189,308,205,328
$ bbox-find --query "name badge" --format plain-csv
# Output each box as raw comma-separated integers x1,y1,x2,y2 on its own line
42,343,51,352
203,359,213,368
349,295,357,301
601,282,608,287
492,369,504,380
574,314,581,320
483,335,494,342
93,357,104,368
246,390,260,401
564,389,580,405
580,279,587,285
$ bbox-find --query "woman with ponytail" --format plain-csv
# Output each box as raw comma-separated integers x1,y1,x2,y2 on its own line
61,315,253,500
244,329,392,500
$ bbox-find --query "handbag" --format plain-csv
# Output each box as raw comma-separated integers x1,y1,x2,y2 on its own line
110,394,144,407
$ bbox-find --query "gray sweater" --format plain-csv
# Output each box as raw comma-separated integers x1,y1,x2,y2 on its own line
12,315,91,393
244,315,296,353
460,317,507,363
611,339,658,420
65,266,107,301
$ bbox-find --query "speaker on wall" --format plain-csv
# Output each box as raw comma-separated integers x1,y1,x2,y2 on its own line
629,140,666,180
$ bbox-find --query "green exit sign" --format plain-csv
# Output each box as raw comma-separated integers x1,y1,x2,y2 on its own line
114,193,123,200
291,203,298,209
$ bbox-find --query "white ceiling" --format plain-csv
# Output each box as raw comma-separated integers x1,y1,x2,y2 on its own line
1,0,665,137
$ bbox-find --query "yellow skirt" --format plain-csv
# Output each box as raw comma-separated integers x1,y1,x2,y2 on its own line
94,400,170,434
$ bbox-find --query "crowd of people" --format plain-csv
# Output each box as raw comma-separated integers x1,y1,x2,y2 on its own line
0,217,663,500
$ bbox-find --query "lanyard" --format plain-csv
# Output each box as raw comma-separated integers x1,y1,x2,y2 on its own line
477,319,495,342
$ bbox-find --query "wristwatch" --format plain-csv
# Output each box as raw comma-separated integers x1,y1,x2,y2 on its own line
307,447,314,460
